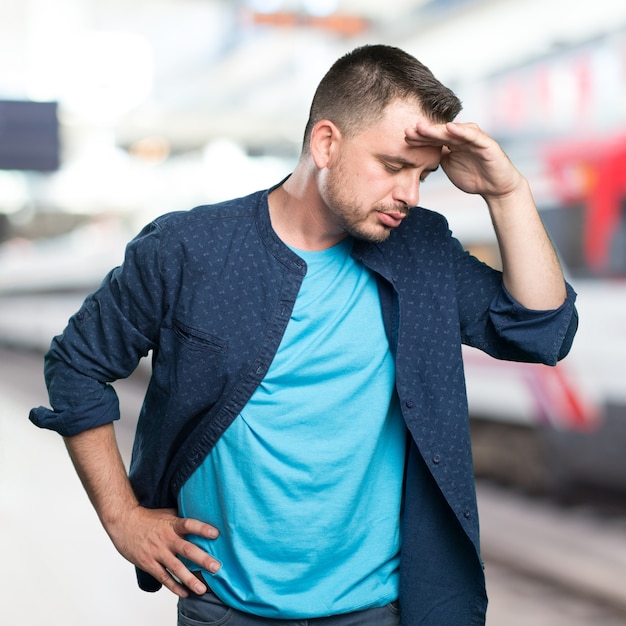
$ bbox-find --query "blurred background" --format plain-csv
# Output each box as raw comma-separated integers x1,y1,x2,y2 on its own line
1,0,626,624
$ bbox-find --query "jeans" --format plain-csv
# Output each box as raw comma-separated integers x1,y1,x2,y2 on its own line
177,588,400,626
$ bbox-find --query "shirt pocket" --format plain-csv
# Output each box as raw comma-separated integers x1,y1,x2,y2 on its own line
163,320,231,406
172,320,229,354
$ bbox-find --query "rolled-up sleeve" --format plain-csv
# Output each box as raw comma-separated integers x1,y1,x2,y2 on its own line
30,222,165,436
452,230,579,366
487,282,578,365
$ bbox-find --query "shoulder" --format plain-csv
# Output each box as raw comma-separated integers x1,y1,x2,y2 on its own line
382,207,454,254
152,188,267,236
120,188,270,270
403,206,450,234
132,189,270,260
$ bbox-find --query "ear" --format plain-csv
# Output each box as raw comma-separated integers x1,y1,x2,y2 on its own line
310,119,342,169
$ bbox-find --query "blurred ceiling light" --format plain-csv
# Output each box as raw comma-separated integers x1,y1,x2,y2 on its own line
128,136,171,164
303,0,339,17
248,0,284,14
248,0,340,18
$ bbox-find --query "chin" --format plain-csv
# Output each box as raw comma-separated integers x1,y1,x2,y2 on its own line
349,225,393,244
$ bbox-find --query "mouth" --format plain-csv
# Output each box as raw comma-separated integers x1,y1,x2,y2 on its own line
376,210,407,229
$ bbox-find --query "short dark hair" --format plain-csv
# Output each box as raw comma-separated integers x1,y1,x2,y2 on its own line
302,44,462,154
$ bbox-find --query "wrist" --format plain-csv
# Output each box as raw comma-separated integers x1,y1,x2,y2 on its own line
100,490,140,530
483,175,530,212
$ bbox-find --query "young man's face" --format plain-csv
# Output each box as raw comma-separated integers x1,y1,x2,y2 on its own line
319,99,443,243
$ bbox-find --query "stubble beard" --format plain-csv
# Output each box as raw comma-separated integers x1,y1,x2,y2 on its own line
322,168,401,244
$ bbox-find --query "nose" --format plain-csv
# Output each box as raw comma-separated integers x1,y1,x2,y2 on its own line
392,171,421,208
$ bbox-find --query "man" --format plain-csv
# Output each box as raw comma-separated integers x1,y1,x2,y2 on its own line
31,45,577,625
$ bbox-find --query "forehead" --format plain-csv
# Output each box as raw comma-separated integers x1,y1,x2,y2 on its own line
378,98,428,129
352,99,441,166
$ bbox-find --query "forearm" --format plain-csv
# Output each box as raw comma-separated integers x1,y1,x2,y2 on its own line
64,423,139,534
486,177,566,310
63,422,221,597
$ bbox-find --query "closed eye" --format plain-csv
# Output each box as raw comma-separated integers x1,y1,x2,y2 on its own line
377,153,439,178
383,162,403,174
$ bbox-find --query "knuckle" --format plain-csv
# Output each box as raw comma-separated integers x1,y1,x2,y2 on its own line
156,568,172,585
179,541,195,559
174,516,191,533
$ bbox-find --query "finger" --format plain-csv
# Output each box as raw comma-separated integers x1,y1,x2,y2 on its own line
165,545,222,593
164,559,208,596
138,537,221,597
404,121,447,144
407,121,485,148
174,516,220,539
129,544,199,598
444,122,495,151
176,535,222,571
153,562,193,598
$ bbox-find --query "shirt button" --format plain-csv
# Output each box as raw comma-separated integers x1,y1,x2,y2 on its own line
432,454,441,464
464,510,472,519
405,400,414,409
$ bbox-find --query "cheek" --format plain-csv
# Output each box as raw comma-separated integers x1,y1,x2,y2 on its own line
329,158,387,209
363,173,394,205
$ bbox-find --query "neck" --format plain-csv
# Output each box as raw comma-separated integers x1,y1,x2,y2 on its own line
269,165,348,251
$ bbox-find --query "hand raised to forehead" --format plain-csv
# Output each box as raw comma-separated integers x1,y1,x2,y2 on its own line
405,121,524,201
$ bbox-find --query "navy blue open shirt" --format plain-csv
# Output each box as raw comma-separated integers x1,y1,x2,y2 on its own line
31,185,578,624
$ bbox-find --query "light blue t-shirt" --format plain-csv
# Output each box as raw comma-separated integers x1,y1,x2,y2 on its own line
178,237,407,618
